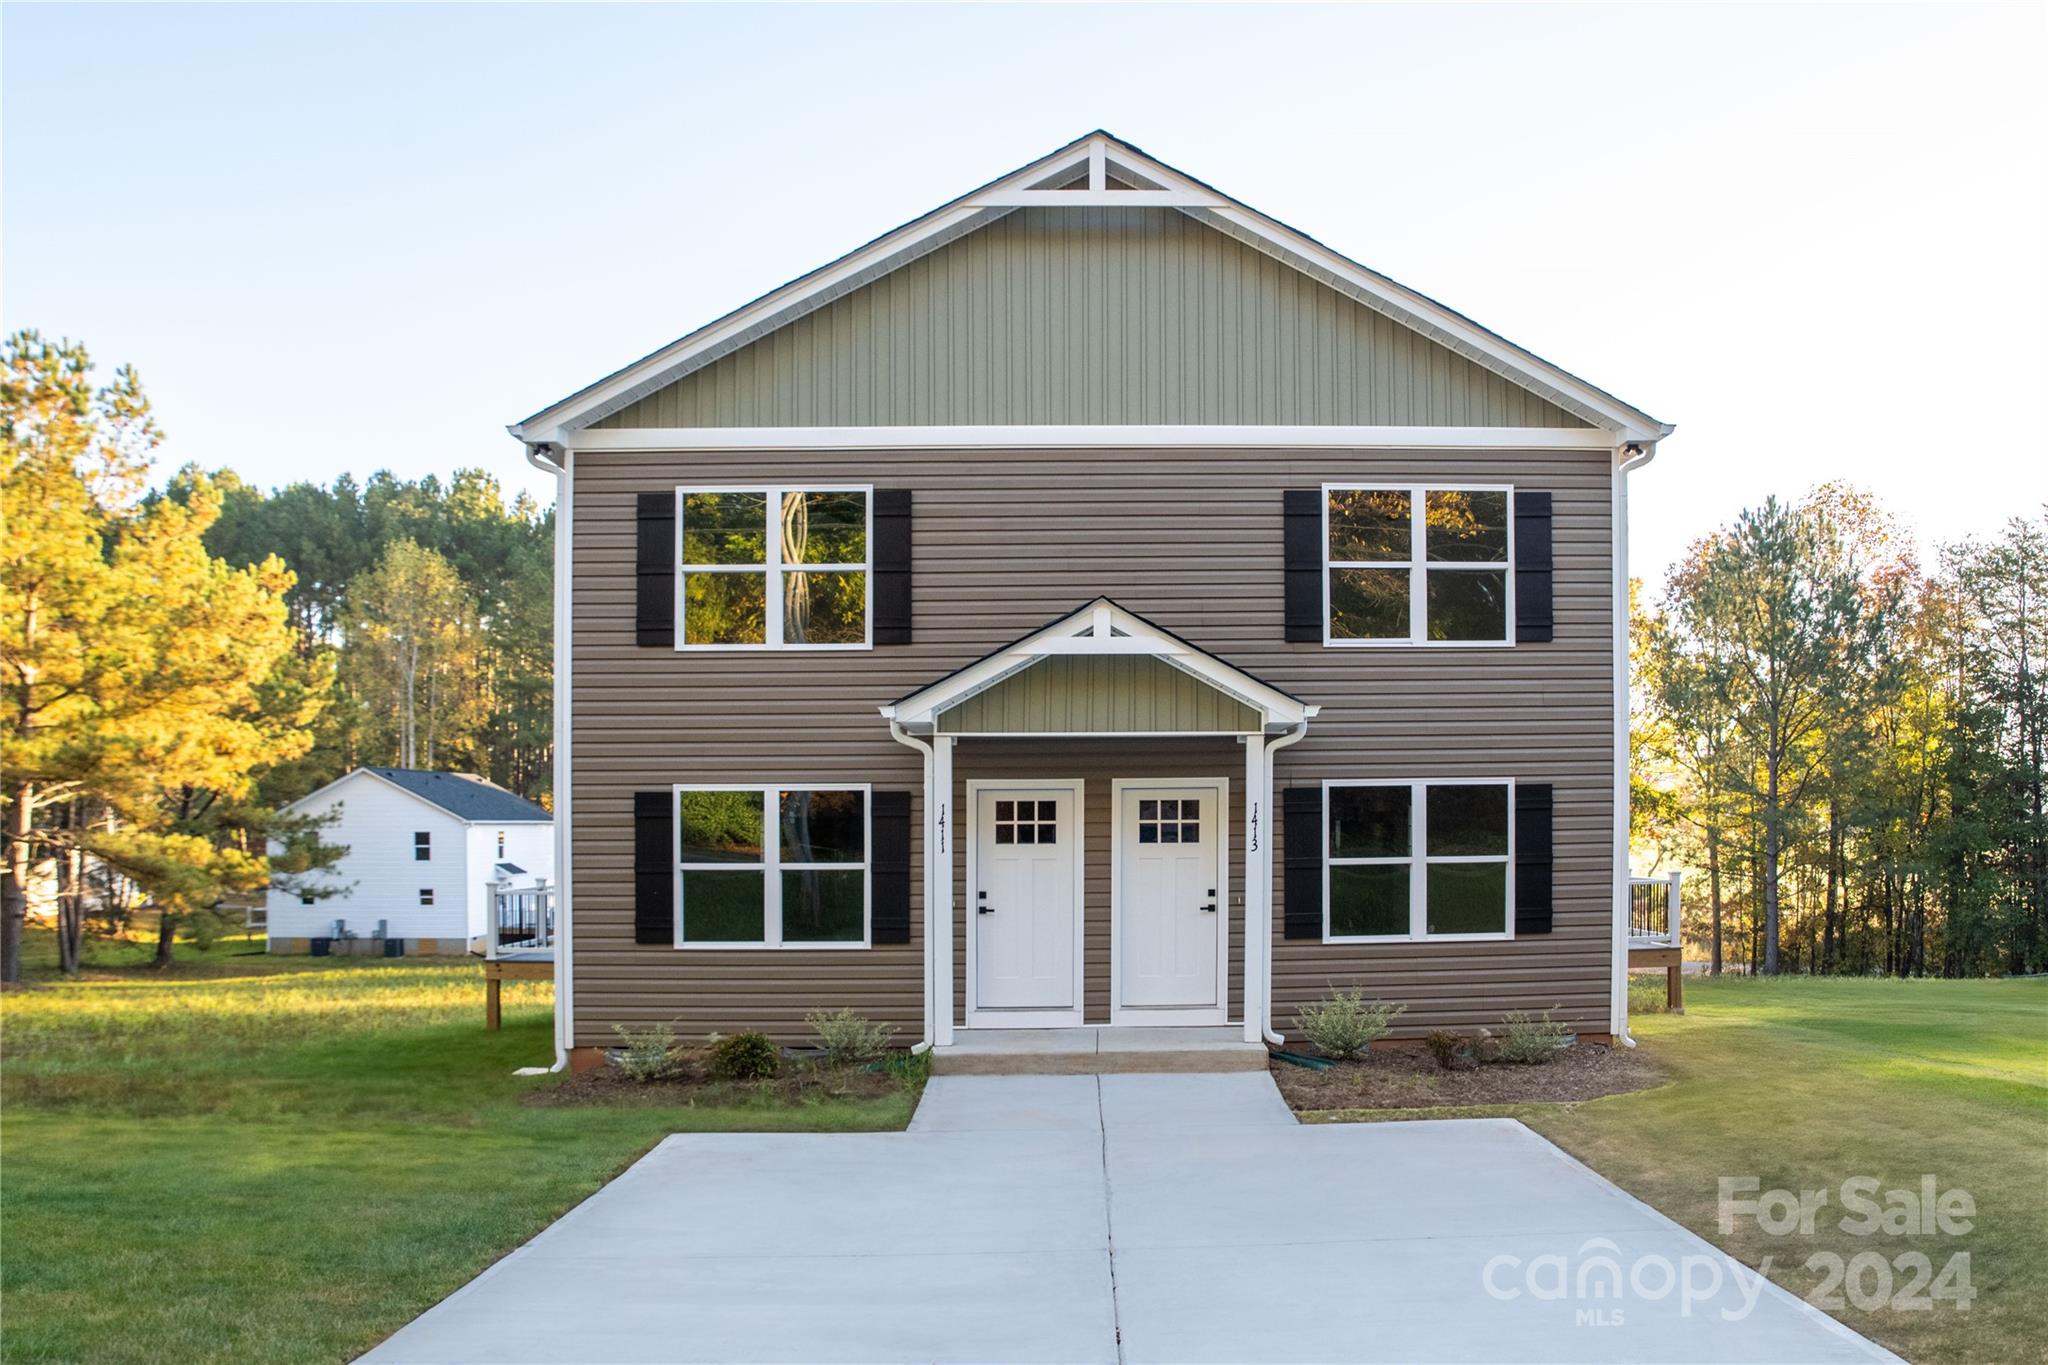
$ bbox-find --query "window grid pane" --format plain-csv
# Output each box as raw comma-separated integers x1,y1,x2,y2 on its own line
678,787,869,947
1327,781,1511,939
678,488,871,649
1325,487,1513,644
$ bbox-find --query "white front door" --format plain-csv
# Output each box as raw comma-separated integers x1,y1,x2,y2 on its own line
1118,785,1224,1016
972,787,1081,1021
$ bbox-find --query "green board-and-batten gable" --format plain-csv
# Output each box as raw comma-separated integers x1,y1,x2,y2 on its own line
595,207,1586,430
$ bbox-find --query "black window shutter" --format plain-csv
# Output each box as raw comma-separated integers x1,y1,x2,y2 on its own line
636,493,676,647
1282,786,1325,939
1283,489,1323,643
873,490,913,646
870,790,913,944
1514,491,1553,644
632,791,674,944
1514,783,1555,935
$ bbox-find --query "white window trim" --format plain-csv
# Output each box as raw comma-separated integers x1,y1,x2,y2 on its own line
671,783,873,950
1322,777,1515,943
1321,483,1516,648
673,485,874,652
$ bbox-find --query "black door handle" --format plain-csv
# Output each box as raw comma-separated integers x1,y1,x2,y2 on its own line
979,905,995,914
1200,903,1217,913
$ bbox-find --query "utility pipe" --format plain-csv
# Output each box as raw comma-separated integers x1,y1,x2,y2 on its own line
517,442,572,1076
1610,441,1658,1049
887,719,937,1055
1258,720,1310,1046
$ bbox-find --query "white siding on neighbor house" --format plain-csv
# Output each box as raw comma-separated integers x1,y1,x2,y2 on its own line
463,822,556,938
267,776,477,944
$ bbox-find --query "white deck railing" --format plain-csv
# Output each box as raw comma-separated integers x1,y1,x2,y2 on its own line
1628,871,1683,949
487,879,555,959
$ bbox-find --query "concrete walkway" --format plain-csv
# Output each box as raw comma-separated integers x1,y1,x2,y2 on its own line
365,1074,1894,1364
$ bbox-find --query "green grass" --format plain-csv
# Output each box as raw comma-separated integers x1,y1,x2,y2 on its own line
1532,976,2047,1365
0,935,917,1364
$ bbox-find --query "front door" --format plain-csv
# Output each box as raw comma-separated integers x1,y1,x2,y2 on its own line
972,786,1081,1021
1118,784,1224,1016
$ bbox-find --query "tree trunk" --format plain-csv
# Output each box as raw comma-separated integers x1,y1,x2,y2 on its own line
57,805,83,976
1708,824,1725,975
1823,797,1842,974
1,781,32,985
154,908,177,968
1762,749,1783,974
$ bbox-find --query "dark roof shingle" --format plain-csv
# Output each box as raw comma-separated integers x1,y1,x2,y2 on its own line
365,769,551,823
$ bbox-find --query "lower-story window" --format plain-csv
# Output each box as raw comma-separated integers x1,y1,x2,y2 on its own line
1325,779,1512,940
675,785,870,948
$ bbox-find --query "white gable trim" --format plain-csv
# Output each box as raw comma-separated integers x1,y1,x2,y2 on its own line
279,769,551,826
511,132,1670,448
882,598,1316,733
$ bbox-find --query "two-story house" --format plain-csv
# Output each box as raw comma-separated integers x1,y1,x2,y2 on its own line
509,132,1671,1072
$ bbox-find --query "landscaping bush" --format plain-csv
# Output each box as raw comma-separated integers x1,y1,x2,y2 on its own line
1627,972,1669,1015
1493,1008,1571,1064
609,1022,685,1082
708,1030,781,1081
1296,987,1405,1060
1423,1029,1476,1071
805,1008,897,1067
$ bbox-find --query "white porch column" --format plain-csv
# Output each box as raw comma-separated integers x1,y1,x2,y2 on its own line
933,736,956,1046
1241,736,1267,1044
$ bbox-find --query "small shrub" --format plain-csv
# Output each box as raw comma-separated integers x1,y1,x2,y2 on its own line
1424,1029,1476,1071
1493,1008,1571,1064
609,1022,685,1083
1296,987,1405,1060
805,1008,897,1067
708,1030,780,1081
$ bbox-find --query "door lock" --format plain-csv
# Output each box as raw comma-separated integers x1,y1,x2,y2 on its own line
1200,888,1217,913
978,890,994,915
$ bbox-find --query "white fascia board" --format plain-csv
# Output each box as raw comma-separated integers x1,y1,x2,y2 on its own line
564,425,1621,452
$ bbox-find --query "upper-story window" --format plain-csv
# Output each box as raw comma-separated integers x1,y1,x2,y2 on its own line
1324,486,1512,645
677,487,871,649
414,831,431,861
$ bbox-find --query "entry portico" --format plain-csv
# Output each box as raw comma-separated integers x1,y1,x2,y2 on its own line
883,599,1317,1050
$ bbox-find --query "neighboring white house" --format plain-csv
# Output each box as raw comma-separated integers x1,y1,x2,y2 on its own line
268,768,553,955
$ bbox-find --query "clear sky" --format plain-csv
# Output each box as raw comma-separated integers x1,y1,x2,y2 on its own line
5,2,2042,583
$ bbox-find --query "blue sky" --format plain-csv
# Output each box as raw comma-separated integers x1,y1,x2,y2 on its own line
5,2,2042,580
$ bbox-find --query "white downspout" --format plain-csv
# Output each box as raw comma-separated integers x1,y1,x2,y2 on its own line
1259,720,1310,1046
1611,441,1657,1048
517,441,572,1075
887,719,936,1055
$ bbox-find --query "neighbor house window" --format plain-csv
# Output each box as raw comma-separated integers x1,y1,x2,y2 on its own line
674,786,869,947
1325,486,1511,644
496,831,505,858
414,831,431,861
418,888,435,906
1326,780,1512,940
300,893,316,906
677,487,871,649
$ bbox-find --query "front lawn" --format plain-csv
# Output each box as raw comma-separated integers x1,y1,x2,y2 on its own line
1298,976,2044,1365
0,938,918,1364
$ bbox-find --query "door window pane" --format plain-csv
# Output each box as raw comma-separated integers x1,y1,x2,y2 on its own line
681,870,767,941
1425,569,1507,642
1330,568,1411,640
1329,786,1410,858
683,572,767,645
680,790,764,863
1424,490,1509,562
1330,865,1409,937
779,790,864,863
780,869,865,942
1426,863,1507,934
783,570,866,644
1426,785,1509,857
1327,489,1412,561
681,492,768,564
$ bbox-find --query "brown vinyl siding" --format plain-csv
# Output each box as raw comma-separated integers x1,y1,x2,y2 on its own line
592,209,1588,431
568,445,1612,1045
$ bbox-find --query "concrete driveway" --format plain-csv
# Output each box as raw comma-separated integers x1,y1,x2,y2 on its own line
366,1073,1893,1364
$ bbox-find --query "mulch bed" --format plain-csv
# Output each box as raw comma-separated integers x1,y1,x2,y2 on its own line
1272,1041,1665,1116
524,1053,909,1108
